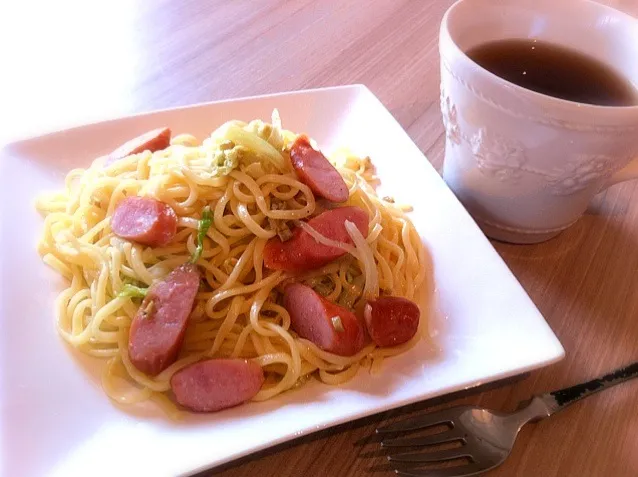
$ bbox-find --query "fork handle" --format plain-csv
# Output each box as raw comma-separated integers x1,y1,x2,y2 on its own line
541,361,638,415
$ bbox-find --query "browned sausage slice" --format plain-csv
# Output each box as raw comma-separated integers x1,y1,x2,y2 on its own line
283,283,366,356
170,359,264,412
128,263,199,375
111,196,178,247
105,127,171,165
264,206,368,272
363,296,420,347
290,135,349,202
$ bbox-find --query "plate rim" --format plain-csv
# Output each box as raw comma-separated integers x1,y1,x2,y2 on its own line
1,84,369,148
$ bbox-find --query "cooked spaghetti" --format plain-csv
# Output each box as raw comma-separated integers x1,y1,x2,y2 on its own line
35,111,431,417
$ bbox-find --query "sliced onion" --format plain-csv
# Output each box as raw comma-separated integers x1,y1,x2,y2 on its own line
295,220,355,254
295,218,378,300
344,220,379,300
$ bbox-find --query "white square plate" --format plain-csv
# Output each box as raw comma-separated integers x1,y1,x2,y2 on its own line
0,85,564,477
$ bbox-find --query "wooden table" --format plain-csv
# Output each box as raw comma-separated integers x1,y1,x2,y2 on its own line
3,1,637,476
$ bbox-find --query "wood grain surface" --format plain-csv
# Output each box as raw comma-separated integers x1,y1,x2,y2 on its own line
2,1,637,476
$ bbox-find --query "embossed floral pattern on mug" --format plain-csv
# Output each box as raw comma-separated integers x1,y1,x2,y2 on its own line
549,154,617,195
440,88,461,145
470,128,527,182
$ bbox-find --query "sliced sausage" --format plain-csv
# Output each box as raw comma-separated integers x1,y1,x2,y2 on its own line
128,263,200,375
105,127,171,166
363,296,420,347
112,196,178,247
283,283,365,356
264,206,369,272
171,359,264,412
290,135,349,202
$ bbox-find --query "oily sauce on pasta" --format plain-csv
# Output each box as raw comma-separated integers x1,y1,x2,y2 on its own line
35,112,431,417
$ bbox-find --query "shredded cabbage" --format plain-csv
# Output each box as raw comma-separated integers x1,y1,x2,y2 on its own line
223,124,286,170
207,110,290,172
206,144,241,177
190,206,213,264
268,108,285,151
118,284,148,299
243,109,287,152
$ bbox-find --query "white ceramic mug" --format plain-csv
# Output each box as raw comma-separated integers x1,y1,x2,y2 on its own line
439,0,638,243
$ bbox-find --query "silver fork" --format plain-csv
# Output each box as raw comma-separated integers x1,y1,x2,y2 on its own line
376,361,638,477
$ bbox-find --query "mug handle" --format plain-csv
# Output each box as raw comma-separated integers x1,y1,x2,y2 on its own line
603,156,638,189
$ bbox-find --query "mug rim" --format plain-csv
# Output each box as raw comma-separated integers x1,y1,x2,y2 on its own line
441,0,638,113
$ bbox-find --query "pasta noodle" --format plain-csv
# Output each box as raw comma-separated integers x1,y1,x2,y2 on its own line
36,111,432,417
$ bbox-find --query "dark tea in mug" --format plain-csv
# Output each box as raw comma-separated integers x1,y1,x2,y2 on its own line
466,39,638,106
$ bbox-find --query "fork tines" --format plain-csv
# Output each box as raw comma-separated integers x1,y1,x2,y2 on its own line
376,406,475,434
376,407,480,477
380,430,464,448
